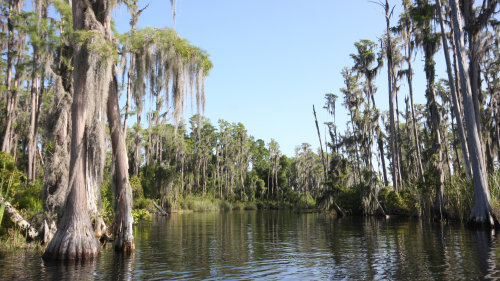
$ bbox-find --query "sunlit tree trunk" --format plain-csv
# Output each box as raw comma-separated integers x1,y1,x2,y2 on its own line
436,0,471,180
43,0,118,259
449,0,497,226
43,39,100,259
107,75,135,252
407,58,425,180
379,0,398,192
27,50,39,183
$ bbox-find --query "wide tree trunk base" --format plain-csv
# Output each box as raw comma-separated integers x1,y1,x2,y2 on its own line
115,240,135,253
42,216,100,260
469,207,500,229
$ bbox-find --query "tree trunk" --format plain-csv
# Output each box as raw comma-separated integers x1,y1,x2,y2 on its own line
382,0,398,192
43,0,118,259
123,55,135,137
31,77,44,181
377,133,388,186
428,53,446,220
43,82,72,216
449,0,497,226
133,114,141,176
107,76,135,252
450,106,461,172
27,45,39,183
436,0,472,180
43,44,100,259
406,46,425,181
1,0,18,153
394,80,404,186
313,105,327,180
85,103,106,238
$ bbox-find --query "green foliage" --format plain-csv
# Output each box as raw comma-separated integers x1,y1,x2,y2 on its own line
177,195,259,212
444,174,474,220
53,0,72,24
336,185,363,214
0,152,19,187
74,30,119,64
12,182,43,216
335,185,362,215
134,198,153,210
0,227,45,253
243,202,258,210
382,189,414,216
130,175,143,199
100,177,113,218
0,153,24,227
378,186,392,202
132,209,152,224
180,196,219,212
122,26,213,75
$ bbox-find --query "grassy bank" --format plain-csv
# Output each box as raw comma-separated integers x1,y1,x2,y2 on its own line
0,227,45,254
330,172,500,221
178,195,258,212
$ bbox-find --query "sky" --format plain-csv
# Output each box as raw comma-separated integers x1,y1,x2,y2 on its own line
111,0,449,157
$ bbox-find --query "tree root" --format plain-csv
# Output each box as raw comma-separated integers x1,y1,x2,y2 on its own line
42,216,100,260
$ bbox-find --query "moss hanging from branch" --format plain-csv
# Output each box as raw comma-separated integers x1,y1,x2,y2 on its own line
121,26,212,135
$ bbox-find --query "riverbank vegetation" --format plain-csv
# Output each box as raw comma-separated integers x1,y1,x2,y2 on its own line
0,0,500,257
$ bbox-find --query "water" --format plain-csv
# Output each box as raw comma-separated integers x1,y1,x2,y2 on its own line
1,210,500,280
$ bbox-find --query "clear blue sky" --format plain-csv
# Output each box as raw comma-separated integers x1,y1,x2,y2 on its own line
112,0,448,157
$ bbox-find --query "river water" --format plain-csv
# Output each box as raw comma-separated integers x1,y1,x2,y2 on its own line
1,210,500,280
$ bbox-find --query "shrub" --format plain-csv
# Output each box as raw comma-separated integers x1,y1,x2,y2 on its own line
243,202,257,210
383,190,412,216
134,197,153,210
232,202,244,210
0,152,24,227
335,185,362,215
13,182,43,216
219,201,233,211
100,177,113,220
130,175,143,199
132,209,152,224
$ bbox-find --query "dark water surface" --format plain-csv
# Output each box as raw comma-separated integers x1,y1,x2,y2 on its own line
1,210,500,280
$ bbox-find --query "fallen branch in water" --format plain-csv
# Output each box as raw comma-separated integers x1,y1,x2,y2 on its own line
153,201,168,216
333,203,345,217
0,197,38,239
